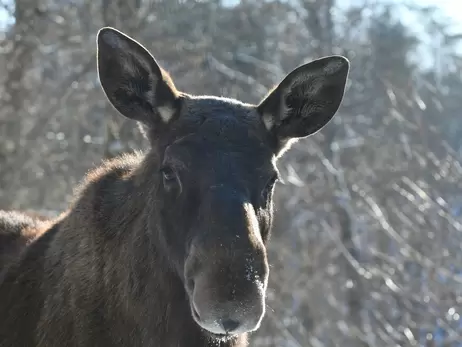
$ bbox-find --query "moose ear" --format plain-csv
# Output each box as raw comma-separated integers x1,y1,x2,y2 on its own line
257,56,349,155
96,27,180,127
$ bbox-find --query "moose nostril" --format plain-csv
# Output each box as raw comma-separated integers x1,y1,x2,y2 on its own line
193,305,200,319
221,318,240,333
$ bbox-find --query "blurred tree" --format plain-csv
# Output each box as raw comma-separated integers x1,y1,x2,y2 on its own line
0,0,45,208
0,1,461,346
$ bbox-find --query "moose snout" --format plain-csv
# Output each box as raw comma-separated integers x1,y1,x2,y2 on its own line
184,189,269,335
184,248,268,336
188,270,266,336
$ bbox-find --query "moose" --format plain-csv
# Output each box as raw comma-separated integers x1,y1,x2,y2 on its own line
0,27,349,347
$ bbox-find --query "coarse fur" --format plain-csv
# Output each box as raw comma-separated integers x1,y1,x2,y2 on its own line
0,27,350,347
0,210,51,269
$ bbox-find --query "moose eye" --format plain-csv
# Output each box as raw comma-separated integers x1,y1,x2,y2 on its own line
160,166,177,185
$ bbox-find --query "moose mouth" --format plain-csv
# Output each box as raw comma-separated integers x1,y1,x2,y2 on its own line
190,302,235,341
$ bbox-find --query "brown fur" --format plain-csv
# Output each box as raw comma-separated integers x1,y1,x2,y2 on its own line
0,27,349,347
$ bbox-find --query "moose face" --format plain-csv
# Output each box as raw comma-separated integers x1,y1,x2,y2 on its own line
96,27,349,338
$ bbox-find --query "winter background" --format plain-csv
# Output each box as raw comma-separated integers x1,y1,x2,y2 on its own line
0,0,461,346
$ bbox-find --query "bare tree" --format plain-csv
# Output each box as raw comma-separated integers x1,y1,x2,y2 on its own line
0,1,461,346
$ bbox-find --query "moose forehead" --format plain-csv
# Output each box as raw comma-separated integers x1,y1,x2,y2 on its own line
96,27,350,186
161,96,277,173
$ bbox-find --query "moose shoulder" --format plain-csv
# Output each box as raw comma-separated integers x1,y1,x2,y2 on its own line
0,27,349,347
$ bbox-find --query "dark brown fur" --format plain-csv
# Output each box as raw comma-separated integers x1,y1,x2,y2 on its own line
0,27,349,347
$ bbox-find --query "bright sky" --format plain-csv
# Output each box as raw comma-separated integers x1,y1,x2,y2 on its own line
410,0,462,33
365,0,462,67
398,0,461,35
337,0,462,33
0,0,460,32
0,0,460,50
